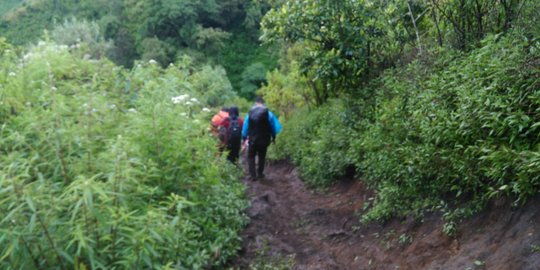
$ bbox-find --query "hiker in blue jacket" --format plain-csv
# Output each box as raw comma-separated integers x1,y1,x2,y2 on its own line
242,96,282,181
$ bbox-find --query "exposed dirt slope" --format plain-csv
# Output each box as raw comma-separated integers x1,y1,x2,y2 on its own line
231,161,540,269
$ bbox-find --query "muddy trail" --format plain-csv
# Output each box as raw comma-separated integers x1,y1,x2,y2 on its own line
230,161,540,269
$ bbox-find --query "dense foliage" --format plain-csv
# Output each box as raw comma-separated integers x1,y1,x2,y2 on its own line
263,0,540,229
0,0,277,97
361,34,539,223
1,2,539,266
262,0,535,103
271,32,539,227
0,38,247,269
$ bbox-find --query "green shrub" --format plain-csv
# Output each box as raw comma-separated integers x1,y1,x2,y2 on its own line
240,62,267,100
359,34,540,221
258,43,314,119
189,64,238,107
139,37,175,67
271,99,357,187
0,40,247,269
50,17,114,60
273,33,540,224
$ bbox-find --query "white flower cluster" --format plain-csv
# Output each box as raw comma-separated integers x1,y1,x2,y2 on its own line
23,53,33,62
171,94,189,104
22,42,70,62
171,95,199,105
82,103,99,115
22,42,69,62
69,44,82,50
187,97,200,106
149,59,158,65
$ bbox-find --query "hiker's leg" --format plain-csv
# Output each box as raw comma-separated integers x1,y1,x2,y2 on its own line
247,144,257,179
230,144,240,163
226,148,234,163
257,144,268,177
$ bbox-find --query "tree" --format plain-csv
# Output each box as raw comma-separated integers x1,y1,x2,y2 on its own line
50,17,114,59
429,0,527,49
193,25,231,59
240,62,267,99
258,43,313,118
139,37,174,66
261,0,406,104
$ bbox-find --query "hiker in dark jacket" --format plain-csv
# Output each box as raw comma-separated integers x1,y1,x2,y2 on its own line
242,97,282,180
224,106,243,163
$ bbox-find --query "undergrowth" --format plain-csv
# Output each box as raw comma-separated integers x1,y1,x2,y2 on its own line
271,32,540,229
0,38,247,269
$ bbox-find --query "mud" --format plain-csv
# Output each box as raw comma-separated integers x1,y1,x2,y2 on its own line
231,161,540,269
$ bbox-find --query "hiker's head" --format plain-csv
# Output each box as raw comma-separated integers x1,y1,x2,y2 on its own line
221,106,229,113
255,96,265,105
229,106,239,118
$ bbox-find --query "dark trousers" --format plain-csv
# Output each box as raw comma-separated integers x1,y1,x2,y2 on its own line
227,143,240,163
247,142,268,178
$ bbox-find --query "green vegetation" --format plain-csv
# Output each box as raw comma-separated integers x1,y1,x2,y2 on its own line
222,30,279,98
1,0,539,267
246,242,295,270
0,0,277,97
0,0,20,16
270,99,358,187
0,37,246,269
263,0,540,228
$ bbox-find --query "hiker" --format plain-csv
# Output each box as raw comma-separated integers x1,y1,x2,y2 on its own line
242,96,282,180
211,107,229,153
224,106,243,163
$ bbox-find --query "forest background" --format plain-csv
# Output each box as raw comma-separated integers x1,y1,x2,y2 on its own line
0,0,539,269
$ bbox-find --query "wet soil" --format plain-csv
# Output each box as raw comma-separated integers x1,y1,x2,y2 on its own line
231,161,540,269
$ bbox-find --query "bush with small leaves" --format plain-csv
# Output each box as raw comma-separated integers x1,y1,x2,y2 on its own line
0,40,247,269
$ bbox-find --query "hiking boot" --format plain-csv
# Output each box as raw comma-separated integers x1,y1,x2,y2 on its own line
249,175,257,181
257,173,266,180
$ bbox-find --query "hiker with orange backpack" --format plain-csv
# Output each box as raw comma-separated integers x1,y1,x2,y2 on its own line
242,97,282,180
211,107,229,153
222,106,243,163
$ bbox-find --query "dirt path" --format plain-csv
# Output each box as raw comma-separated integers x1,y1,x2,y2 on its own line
231,161,540,269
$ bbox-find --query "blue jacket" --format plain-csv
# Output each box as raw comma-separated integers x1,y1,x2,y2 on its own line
242,107,282,141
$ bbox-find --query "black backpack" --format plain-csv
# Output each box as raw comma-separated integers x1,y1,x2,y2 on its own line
227,117,242,147
248,106,271,144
